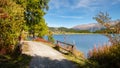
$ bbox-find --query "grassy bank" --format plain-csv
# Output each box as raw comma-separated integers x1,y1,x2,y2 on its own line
0,43,32,68
53,33,96,35
34,38,87,68
0,54,31,68
34,38,120,68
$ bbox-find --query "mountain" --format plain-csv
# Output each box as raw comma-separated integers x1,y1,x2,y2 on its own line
72,23,104,32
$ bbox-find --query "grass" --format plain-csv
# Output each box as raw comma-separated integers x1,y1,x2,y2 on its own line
34,38,101,68
87,43,120,68
0,43,32,68
0,54,32,68
63,53,86,67
33,37,120,68
22,42,30,53
63,53,101,68
35,39,87,68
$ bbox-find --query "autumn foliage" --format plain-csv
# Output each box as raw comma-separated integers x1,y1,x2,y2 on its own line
87,12,120,68
88,43,120,68
0,0,24,55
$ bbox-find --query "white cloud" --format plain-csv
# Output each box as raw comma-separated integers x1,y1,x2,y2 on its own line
48,0,120,17
59,15,83,19
112,0,120,5
47,13,83,19
50,0,120,9
47,13,56,16
74,0,91,8
73,0,103,10
49,0,101,11
49,0,70,9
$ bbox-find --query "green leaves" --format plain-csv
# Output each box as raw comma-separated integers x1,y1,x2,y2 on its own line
47,31,54,43
0,0,24,53
0,0,50,54
25,0,49,38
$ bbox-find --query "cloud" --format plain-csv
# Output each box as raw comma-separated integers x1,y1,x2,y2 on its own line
47,13,56,16
47,13,83,19
59,16,83,19
112,0,120,5
73,0,105,10
49,0,70,9
49,0,120,10
49,0,102,12
48,0,120,19
74,0,92,8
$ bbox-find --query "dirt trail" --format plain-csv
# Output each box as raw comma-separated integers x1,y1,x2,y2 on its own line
23,41,77,68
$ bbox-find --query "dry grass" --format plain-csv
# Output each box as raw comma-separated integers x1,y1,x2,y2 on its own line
22,42,30,54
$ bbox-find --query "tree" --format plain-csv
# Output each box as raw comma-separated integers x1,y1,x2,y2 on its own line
47,31,54,43
37,18,49,38
93,12,120,45
25,0,49,38
13,0,49,38
0,0,25,54
87,12,120,68
93,12,111,28
112,19,120,33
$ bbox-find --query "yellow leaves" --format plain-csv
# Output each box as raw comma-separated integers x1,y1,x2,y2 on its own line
34,0,39,2
0,13,9,19
0,8,9,19
0,0,9,6
0,8,4,13
93,12,111,27
0,0,25,51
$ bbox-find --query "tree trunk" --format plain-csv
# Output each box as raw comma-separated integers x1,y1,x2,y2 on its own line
33,32,35,38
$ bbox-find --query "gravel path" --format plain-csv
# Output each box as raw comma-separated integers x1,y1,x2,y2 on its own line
23,41,77,68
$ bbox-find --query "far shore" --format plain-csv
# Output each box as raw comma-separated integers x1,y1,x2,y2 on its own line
53,33,103,35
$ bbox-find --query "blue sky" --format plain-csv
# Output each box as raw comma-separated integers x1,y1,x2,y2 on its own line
44,0,120,28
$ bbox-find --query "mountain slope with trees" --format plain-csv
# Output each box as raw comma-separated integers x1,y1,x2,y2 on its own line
49,27,91,34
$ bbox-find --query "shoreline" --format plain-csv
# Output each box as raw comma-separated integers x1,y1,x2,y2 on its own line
53,33,101,35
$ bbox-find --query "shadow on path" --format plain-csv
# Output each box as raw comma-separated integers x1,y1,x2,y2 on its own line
0,54,31,68
30,55,77,68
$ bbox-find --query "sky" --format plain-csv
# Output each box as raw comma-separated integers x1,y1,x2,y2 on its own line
44,0,120,28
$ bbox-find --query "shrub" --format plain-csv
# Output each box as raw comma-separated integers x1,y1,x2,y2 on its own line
88,43,120,68
0,0,24,54
47,31,55,43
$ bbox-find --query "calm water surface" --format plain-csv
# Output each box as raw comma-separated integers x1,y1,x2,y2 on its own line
51,34,110,56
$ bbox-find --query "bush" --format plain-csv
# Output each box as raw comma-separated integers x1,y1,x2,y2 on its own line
47,31,55,43
88,43,120,68
0,0,24,54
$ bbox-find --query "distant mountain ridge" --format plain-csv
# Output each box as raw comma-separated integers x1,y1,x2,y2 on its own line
72,23,104,32
49,21,119,33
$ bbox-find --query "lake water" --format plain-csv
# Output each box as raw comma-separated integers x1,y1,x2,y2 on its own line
49,34,110,57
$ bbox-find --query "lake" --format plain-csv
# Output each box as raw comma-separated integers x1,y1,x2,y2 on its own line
47,34,110,57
